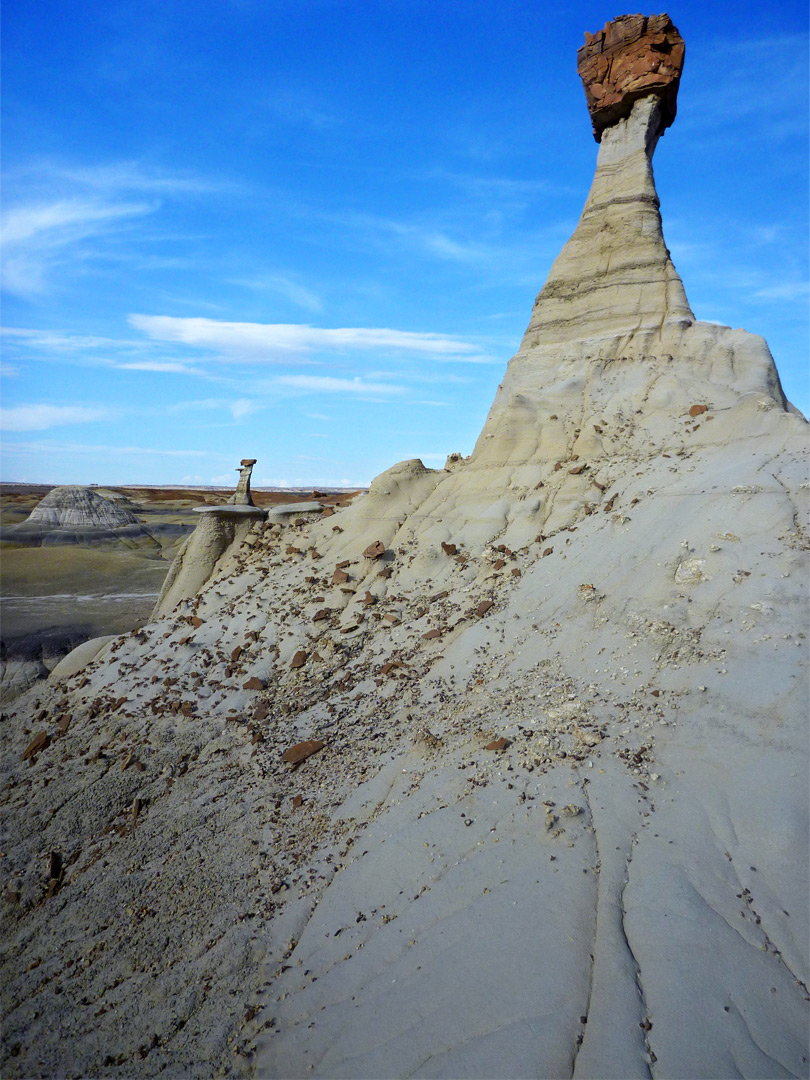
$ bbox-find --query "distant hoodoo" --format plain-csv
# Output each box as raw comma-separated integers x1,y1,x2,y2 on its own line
578,13,685,140
230,458,257,506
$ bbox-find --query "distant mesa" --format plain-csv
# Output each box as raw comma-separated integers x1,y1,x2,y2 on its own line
4,485,159,550
578,13,685,141
27,485,140,529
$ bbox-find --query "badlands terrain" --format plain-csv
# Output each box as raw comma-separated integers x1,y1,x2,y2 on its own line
0,484,358,701
1,13,808,1080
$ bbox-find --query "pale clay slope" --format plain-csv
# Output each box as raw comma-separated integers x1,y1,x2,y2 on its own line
0,95,808,1080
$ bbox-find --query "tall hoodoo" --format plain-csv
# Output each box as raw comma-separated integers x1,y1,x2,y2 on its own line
230,458,257,506
522,13,690,347
473,11,791,485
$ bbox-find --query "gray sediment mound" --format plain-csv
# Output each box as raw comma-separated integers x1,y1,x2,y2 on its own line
27,486,141,528
0,15,806,1080
3,486,159,551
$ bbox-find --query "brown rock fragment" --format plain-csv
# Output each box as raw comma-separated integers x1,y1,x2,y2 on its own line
474,600,494,617
422,628,441,641
313,608,331,622
290,650,308,669
363,540,385,559
441,542,457,556
231,645,244,663
191,616,204,628
689,404,708,417
292,795,303,808
282,740,325,765
485,737,510,751
243,677,264,690
542,548,554,557
332,568,350,585
22,732,50,761
380,660,405,675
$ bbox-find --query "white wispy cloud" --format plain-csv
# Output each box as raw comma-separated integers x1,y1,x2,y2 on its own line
274,375,404,395
0,404,113,431
6,440,207,457
1,199,156,297
230,274,323,312
2,327,141,351
1,159,226,298
1,200,153,247
51,161,227,195
116,361,202,374
168,396,263,420
1,327,213,378
129,315,486,361
229,398,259,420
753,282,809,301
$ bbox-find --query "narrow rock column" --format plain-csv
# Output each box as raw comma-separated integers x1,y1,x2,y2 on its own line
231,458,257,506
521,92,693,350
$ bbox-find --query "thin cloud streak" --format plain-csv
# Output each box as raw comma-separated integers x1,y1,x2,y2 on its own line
1,199,156,297
129,315,487,361
0,404,114,431
116,361,202,374
274,375,405,395
4,440,208,457
229,274,323,312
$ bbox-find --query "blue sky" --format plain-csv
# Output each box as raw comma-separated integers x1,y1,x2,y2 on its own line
2,0,807,488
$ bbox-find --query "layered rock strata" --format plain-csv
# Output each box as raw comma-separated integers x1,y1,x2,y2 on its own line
3,485,160,550
0,15,807,1080
27,486,141,529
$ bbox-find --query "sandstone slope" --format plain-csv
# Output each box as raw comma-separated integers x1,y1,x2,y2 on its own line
1,14,807,1080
